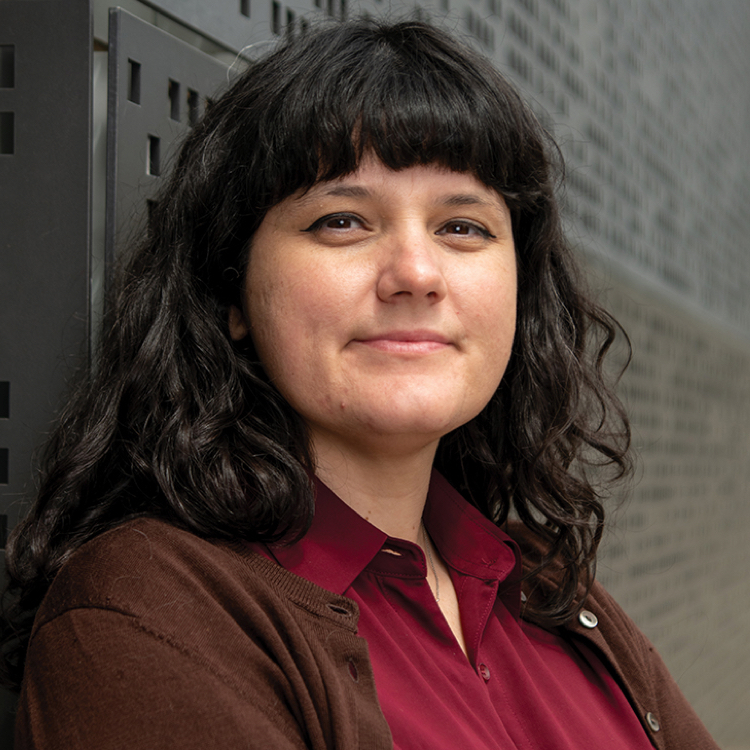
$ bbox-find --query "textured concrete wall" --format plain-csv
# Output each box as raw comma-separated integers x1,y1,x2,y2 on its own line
471,1,750,743
596,272,750,747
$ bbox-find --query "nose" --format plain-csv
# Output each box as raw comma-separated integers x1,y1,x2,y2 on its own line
376,230,448,303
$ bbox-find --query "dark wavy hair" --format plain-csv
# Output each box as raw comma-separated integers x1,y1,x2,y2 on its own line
1,18,630,689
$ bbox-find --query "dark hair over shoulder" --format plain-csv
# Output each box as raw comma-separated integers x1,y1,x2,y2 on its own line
1,18,630,689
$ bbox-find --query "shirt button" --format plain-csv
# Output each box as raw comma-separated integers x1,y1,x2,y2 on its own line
578,610,599,628
478,663,491,682
645,711,660,732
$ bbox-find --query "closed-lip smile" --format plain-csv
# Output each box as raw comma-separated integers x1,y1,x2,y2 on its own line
353,330,453,354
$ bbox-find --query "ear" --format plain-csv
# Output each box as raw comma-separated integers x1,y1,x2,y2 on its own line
228,305,249,341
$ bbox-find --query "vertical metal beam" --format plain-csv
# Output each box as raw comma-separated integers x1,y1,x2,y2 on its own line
0,0,92,538
0,2,92,741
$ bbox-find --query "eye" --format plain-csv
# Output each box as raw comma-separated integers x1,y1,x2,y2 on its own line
437,221,496,239
303,213,364,233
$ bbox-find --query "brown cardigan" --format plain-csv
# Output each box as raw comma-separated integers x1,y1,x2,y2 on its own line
16,518,719,749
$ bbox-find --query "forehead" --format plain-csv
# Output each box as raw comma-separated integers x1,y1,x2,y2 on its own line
294,158,507,211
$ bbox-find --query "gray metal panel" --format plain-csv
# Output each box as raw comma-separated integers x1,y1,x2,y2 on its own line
0,0,92,536
145,0,274,53
105,8,233,270
0,1,92,744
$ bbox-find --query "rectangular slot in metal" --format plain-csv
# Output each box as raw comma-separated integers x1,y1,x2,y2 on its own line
0,112,14,154
0,448,8,484
240,0,250,17
0,382,8,419
272,0,281,34
128,58,141,103
0,45,15,88
147,135,160,175
169,79,180,121
0,515,6,549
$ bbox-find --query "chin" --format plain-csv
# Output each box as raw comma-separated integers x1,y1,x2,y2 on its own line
352,404,474,443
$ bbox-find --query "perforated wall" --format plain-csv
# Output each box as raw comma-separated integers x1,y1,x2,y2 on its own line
479,2,750,743
491,0,750,337
596,273,750,746
477,2,750,743
106,8,234,275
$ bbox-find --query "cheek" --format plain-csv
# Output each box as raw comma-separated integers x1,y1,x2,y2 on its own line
458,263,517,343
245,265,293,373
245,264,335,385
250,253,366,340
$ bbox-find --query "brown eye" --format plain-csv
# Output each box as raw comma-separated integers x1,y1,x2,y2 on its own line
446,222,472,235
438,221,495,239
326,217,354,229
303,213,364,233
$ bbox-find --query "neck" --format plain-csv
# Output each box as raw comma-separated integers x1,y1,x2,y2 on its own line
311,432,438,543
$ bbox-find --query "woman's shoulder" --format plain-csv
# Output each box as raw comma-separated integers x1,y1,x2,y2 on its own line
34,517,359,638
20,527,383,749
35,518,245,627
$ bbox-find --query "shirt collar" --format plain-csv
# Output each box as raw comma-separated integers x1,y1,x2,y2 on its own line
424,471,520,584
267,476,387,594
267,470,520,596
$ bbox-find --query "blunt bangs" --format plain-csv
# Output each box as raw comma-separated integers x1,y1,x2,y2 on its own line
234,20,553,212
183,19,561,301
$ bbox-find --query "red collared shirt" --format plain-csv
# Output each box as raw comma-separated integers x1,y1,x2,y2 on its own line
250,472,652,750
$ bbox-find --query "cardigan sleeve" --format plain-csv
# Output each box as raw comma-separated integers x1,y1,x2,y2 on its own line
15,606,313,750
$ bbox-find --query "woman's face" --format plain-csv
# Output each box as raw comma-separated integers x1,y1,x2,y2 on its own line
229,157,517,461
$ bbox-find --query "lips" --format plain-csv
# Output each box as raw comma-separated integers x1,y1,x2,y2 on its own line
359,330,451,343
353,330,453,354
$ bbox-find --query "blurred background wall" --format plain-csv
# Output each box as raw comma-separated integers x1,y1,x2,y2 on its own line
1,0,749,746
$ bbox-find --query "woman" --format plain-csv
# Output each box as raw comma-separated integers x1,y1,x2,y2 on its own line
2,19,718,750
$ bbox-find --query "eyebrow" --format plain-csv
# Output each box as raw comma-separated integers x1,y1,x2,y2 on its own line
302,186,500,209
441,194,498,208
310,185,371,200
